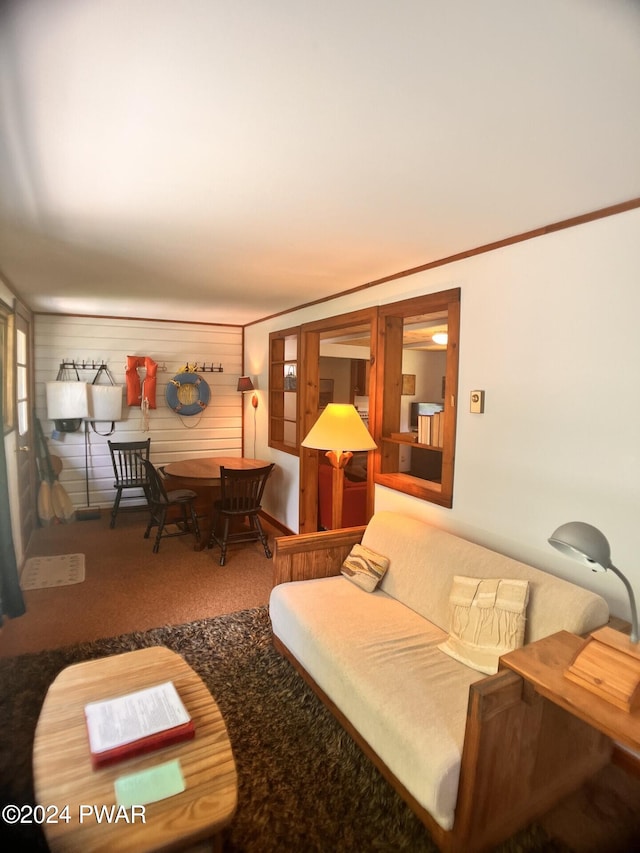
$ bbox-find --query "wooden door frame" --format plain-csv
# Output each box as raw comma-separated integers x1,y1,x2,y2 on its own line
14,300,37,554
298,307,378,533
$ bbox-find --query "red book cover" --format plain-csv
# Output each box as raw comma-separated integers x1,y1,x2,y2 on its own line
84,681,195,769
89,719,195,769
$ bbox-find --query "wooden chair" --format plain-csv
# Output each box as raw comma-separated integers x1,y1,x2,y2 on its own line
208,464,274,566
107,439,151,528
139,457,201,553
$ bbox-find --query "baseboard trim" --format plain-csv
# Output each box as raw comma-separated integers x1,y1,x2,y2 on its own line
260,510,293,537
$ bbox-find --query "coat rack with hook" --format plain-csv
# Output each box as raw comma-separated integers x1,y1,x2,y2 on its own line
192,362,224,373
58,359,110,372
56,360,117,386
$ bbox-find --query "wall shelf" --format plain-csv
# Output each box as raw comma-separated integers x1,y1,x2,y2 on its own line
382,435,443,452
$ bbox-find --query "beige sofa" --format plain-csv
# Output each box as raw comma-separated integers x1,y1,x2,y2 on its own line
269,511,611,852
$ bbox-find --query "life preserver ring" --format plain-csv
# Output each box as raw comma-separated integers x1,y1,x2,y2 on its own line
166,372,210,416
126,356,157,409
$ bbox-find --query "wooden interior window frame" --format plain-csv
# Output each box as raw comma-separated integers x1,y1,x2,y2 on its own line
298,307,378,532
268,326,300,455
270,288,460,523
373,287,460,508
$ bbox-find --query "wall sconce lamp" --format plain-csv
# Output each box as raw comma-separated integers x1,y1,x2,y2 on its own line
237,376,258,408
548,521,640,711
301,403,376,530
237,376,258,457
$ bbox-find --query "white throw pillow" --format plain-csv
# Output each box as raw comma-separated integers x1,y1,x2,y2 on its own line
341,544,389,593
438,575,530,674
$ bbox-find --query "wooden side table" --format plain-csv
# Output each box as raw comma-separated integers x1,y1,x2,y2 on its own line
33,647,237,852
451,630,626,850
500,630,640,752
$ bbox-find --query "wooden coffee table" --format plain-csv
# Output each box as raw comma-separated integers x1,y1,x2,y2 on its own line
33,646,237,852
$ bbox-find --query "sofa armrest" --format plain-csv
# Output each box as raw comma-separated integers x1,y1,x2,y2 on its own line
451,668,611,851
273,526,366,585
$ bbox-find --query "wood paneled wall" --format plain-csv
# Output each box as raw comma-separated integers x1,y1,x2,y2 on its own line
34,315,243,511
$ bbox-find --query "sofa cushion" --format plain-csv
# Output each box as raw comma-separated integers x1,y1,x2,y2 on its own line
269,576,484,831
361,512,608,640
341,543,389,592
438,576,529,674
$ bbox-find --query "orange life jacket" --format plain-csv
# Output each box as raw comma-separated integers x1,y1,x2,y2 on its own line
126,356,157,409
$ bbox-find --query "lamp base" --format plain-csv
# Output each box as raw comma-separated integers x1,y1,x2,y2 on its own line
325,450,353,530
564,626,640,712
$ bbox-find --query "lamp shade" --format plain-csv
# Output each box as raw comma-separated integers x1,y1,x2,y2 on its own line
301,404,376,452
549,520,638,643
548,521,611,570
237,376,255,393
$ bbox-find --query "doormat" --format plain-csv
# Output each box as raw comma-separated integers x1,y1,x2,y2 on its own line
21,554,85,590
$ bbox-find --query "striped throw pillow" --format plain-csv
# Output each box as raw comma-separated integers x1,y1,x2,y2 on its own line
341,544,389,592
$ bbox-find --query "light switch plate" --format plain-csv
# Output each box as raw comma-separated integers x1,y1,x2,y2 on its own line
470,390,485,413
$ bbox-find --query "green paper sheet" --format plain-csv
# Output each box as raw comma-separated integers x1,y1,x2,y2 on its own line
115,758,185,807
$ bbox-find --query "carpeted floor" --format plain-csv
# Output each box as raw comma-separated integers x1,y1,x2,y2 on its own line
0,606,574,853
1,512,277,657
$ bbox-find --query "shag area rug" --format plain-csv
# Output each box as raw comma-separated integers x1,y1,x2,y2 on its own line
0,606,564,852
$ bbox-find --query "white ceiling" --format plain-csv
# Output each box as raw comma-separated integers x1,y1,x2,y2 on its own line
1,0,639,326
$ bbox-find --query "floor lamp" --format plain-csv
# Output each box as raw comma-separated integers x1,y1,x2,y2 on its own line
302,404,376,530
237,376,258,458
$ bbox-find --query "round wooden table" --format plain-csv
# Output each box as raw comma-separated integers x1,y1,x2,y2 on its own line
163,456,271,486
163,457,272,548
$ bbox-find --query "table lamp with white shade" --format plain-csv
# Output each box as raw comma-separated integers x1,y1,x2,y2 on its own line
301,403,376,530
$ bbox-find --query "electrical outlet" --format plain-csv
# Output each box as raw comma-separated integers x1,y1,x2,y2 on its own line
470,390,485,414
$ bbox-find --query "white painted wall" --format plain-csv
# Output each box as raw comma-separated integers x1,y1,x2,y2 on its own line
34,315,243,511
245,208,640,622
